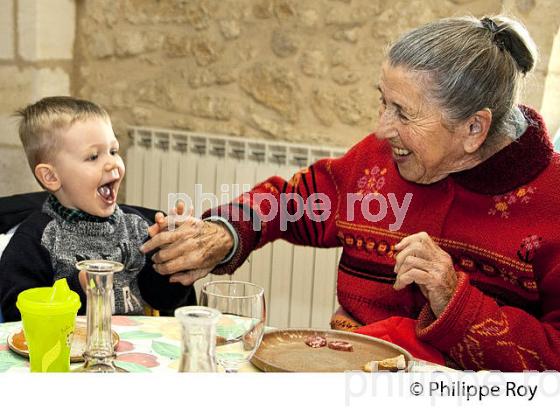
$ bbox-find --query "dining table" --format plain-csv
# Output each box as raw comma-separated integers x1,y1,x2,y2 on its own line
0,315,453,373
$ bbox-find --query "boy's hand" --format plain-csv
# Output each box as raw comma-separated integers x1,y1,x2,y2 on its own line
147,201,191,238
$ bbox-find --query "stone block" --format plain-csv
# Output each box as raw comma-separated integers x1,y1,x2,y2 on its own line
325,5,371,28
87,32,114,58
332,66,361,85
249,112,293,139
0,66,32,114
219,19,240,40
192,37,221,66
18,0,75,61
35,67,71,100
0,145,41,196
334,89,372,126
300,50,328,78
0,114,21,146
239,63,300,123
0,0,14,59
271,29,299,58
190,95,232,121
0,66,69,120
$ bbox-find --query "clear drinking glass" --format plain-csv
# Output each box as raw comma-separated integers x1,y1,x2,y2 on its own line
74,260,126,373
199,281,266,373
174,306,221,372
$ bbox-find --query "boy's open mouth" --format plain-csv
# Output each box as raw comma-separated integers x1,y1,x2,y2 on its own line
97,180,117,204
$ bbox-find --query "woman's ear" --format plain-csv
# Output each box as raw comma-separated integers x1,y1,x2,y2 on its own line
463,109,492,154
34,164,61,192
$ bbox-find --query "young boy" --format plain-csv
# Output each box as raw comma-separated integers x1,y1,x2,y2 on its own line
0,96,194,321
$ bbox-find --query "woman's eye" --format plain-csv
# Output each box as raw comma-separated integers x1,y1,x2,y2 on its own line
398,111,409,122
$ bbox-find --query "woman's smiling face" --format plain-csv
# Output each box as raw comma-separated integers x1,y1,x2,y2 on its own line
376,62,476,184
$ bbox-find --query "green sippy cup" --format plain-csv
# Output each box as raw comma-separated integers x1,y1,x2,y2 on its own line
16,278,81,372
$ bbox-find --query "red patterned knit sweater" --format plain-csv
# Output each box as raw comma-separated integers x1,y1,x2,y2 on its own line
206,106,560,371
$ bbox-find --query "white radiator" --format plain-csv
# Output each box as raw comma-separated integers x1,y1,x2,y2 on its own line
126,126,346,329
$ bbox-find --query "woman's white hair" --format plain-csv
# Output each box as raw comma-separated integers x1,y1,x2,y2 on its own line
388,15,538,144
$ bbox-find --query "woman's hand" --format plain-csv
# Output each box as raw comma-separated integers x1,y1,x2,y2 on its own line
393,231,457,317
141,209,234,286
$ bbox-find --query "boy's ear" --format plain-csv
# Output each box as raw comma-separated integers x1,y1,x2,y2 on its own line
34,164,61,192
463,109,492,154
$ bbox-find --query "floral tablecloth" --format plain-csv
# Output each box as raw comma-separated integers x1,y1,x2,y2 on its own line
0,315,257,373
0,316,451,373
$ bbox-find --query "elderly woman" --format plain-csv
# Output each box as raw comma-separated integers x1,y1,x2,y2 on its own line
142,15,560,371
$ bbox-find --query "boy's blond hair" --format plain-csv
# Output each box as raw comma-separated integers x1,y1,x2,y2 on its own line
16,96,111,172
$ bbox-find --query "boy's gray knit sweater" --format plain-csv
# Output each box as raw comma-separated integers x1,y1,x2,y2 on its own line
0,197,195,321
42,200,148,315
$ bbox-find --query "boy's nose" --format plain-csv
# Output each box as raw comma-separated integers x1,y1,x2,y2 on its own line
104,158,120,175
108,168,120,179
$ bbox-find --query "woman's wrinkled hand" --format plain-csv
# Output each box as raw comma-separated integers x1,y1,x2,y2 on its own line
393,231,457,317
141,206,234,286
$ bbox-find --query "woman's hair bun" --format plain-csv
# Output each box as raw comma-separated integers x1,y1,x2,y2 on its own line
491,16,538,74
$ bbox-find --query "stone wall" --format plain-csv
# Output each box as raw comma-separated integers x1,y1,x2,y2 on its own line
75,0,506,151
74,0,560,155
0,0,75,196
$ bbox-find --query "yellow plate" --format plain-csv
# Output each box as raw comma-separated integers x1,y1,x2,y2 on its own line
251,328,413,372
7,317,120,363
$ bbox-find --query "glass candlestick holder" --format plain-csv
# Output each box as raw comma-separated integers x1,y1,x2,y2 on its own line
74,260,126,373
175,306,221,372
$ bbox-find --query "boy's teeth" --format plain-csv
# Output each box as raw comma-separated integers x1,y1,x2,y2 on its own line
392,147,411,156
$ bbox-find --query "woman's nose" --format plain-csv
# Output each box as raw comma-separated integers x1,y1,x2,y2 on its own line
378,106,394,126
376,109,398,140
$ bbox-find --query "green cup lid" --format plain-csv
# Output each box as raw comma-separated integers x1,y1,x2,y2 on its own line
16,278,81,316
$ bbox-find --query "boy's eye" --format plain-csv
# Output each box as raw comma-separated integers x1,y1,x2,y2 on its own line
87,154,98,161
110,149,119,156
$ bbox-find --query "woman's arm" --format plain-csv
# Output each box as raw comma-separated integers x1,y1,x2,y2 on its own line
393,230,560,370
142,156,346,282
200,158,342,275
416,270,560,371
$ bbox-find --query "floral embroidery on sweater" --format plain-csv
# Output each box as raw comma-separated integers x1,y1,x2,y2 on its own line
288,167,309,187
451,312,546,371
488,186,536,218
357,165,387,195
517,235,543,263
